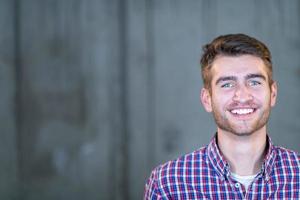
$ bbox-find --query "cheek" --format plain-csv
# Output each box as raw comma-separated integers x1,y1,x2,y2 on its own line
212,90,234,102
251,88,271,101
254,95,271,107
211,95,231,110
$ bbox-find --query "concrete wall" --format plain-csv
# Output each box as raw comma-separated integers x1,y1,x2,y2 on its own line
0,0,18,199
1,0,300,199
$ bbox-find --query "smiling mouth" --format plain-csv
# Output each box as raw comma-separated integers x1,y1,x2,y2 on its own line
230,108,255,115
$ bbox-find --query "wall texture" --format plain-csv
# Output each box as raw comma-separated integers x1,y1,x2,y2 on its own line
0,0,18,199
1,0,300,199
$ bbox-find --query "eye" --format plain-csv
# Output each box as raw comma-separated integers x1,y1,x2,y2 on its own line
248,80,261,86
221,82,234,88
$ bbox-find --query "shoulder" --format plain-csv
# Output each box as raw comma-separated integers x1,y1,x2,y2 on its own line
155,146,208,179
144,146,208,198
274,145,300,167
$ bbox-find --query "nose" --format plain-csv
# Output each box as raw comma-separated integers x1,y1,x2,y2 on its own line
233,84,253,103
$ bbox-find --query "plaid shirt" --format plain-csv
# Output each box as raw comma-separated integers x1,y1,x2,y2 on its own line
144,135,300,199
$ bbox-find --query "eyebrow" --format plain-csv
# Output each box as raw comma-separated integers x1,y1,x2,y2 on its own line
215,73,266,85
245,73,266,80
215,76,237,85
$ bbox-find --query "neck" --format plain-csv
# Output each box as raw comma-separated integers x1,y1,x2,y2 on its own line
217,127,267,176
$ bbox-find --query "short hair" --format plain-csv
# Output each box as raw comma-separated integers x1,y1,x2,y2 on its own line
200,33,273,89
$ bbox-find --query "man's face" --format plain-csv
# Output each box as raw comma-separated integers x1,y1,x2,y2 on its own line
201,55,277,136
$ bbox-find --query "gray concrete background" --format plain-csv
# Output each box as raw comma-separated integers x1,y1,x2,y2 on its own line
0,0,299,199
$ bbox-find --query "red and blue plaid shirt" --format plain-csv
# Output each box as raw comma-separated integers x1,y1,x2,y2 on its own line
144,135,300,199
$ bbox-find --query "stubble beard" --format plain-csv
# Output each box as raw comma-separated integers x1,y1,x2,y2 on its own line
211,102,272,137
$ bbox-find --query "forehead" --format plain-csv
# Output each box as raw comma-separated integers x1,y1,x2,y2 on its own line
211,55,268,80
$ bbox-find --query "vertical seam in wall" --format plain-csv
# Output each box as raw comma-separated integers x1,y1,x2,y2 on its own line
119,0,129,199
145,0,156,168
13,0,22,196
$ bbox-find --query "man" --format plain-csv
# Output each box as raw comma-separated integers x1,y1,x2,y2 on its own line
144,34,300,199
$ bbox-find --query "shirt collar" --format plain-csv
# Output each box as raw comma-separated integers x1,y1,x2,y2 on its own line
261,136,276,181
206,133,277,181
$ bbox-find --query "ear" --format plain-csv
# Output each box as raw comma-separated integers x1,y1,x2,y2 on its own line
270,81,277,107
201,88,213,112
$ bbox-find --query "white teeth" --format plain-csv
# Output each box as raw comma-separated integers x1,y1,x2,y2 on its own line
231,108,254,115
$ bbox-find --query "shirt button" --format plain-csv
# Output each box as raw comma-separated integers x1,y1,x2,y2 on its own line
235,183,240,188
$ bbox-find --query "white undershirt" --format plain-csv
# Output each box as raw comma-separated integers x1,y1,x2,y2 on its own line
231,172,257,190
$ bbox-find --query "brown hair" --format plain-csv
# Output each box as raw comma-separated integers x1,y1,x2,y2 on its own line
200,34,273,89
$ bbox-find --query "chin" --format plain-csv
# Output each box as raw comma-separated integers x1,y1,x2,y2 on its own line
220,123,266,137
230,131,254,137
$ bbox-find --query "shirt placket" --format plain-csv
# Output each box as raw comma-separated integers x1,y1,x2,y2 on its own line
223,164,246,199
244,172,265,200
228,178,246,199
